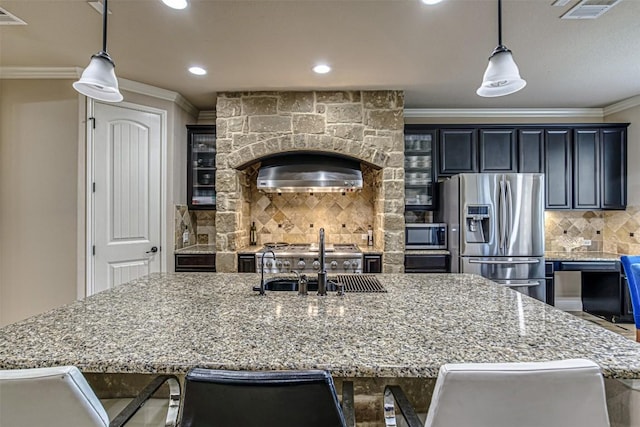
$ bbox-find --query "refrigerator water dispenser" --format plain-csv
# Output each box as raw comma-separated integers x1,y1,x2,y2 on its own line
465,205,491,243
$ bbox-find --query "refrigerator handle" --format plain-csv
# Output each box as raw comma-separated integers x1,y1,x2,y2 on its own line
469,259,540,265
506,179,513,249
499,179,506,253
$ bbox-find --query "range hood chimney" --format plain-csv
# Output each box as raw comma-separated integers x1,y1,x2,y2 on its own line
257,153,363,193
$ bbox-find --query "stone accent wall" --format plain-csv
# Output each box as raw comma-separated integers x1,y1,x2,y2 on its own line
215,91,405,273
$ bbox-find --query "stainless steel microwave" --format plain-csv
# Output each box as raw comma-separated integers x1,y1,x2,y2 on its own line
405,223,447,249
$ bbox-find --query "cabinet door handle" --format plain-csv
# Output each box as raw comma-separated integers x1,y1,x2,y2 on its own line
146,246,158,254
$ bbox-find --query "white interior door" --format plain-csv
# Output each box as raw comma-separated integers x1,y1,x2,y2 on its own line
91,102,162,294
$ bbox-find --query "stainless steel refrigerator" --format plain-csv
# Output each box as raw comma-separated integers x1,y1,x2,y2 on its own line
436,173,546,302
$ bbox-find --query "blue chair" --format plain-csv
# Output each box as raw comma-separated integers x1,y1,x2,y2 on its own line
620,255,640,342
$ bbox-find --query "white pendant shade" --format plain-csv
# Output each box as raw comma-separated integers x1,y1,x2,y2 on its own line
73,54,123,103
477,49,526,97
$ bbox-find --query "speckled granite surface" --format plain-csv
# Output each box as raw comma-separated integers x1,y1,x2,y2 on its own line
174,244,216,254
1,273,639,379
545,251,622,261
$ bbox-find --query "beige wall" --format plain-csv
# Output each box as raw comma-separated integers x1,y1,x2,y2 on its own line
0,79,80,326
0,81,197,326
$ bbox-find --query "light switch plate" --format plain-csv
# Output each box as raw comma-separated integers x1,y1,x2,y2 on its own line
583,239,592,246
361,234,368,240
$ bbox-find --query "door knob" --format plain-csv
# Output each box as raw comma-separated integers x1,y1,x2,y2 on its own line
146,246,158,254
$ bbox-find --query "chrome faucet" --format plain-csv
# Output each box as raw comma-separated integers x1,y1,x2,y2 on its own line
292,270,308,296
259,250,275,296
317,227,327,296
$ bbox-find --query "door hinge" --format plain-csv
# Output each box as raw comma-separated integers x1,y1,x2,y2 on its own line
92,182,96,193
92,245,95,256
89,117,96,129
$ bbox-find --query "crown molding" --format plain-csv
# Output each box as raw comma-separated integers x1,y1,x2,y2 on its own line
197,110,216,123
403,108,604,119
0,66,82,79
603,95,640,116
0,66,198,117
118,78,198,117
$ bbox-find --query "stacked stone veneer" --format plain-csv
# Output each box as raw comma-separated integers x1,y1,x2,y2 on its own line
215,91,405,273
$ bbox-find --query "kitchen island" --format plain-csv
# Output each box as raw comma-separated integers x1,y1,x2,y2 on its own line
1,273,640,379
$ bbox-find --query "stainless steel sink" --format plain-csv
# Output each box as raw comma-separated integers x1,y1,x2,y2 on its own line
253,275,386,293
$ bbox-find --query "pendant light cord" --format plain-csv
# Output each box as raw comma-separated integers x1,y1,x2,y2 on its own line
497,0,503,47
102,0,108,53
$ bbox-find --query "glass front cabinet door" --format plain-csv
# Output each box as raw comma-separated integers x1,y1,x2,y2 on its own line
404,128,435,210
187,125,216,209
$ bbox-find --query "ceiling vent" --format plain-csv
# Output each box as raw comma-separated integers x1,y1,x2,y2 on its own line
0,7,26,25
561,0,623,19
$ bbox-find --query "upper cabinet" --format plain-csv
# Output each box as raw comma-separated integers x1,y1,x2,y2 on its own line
544,129,573,210
600,127,627,210
405,124,628,212
438,129,477,176
404,128,436,210
479,129,517,172
543,125,627,210
187,125,216,210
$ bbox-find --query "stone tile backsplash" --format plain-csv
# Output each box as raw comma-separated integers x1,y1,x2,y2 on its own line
545,206,640,254
174,205,216,248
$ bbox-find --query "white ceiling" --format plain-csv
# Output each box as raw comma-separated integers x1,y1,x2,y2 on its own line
1,0,639,111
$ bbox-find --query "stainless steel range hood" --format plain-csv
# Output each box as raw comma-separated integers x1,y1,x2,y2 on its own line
257,154,363,193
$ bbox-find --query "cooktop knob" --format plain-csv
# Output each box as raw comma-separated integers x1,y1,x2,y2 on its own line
343,261,351,270
283,260,291,268
312,260,320,270
266,260,273,268
330,261,338,269
297,260,306,269
351,260,359,268
276,260,283,268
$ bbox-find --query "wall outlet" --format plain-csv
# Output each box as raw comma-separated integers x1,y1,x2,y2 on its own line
583,239,592,246
182,230,190,244
361,234,368,240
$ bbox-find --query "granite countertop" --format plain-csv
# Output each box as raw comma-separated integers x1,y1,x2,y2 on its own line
2,273,640,379
545,251,623,262
174,244,216,254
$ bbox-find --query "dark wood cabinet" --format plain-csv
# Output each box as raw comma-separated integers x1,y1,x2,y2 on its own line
600,127,627,209
544,125,627,211
545,262,555,306
187,125,216,210
479,129,516,172
518,129,544,173
175,253,216,272
573,129,600,209
238,254,256,273
404,128,436,210
545,129,572,210
404,254,450,273
363,254,382,273
438,129,477,176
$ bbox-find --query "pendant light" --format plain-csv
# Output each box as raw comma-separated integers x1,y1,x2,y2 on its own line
73,0,123,102
477,0,526,97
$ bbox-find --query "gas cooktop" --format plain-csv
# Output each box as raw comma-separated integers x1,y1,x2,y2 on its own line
257,242,363,273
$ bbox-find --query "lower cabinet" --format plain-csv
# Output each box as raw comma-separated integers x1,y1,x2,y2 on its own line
175,253,216,272
363,254,382,273
404,254,450,273
238,253,256,273
545,262,555,306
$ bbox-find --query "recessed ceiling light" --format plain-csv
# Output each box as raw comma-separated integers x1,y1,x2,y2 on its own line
421,0,444,5
162,0,188,10
189,66,207,76
313,64,331,74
